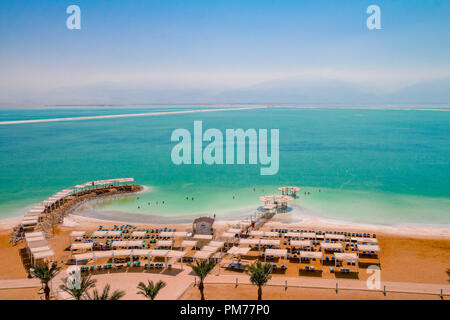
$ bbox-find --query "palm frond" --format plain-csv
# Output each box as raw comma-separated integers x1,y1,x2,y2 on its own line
59,274,97,300
86,284,125,300
247,261,272,287
188,260,216,280
136,280,166,300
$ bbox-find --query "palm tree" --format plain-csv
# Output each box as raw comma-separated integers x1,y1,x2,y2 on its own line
188,260,216,300
86,284,125,300
59,274,97,300
247,261,272,300
136,280,167,300
30,261,61,300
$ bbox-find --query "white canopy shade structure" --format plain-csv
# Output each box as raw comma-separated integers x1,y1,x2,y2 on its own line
290,240,312,248
286,232,301,238
25,231,44,239
92,230,121,238
70,242,93,251
26,235,46,245
352,237,378,244
28,209,44,214
357,244,381,264
25,212,41,217
69,231,85,243
264,248,287,262
180,240,197,248
320,242,344,252
278,186,300,195
357,244,380,252
220,232,236,239
299,251,323,271
113,249,134,257
334,252,359,272
166,250,188,270
22,219,38,227
260,239,280,246
28,245,51,264
70,243,93,256
29,245,51,255
277,195,294,202
27,240,48,249
227,246,239,255
32,249,56,265
202,245,219,252
325,234,346,241
159,231,192,238
250,230,279,237
208,240,225,248
131,231,147,238
299,251,323,260
166,250,187,259
149,249,169,257
148,249,173,268
69,231,85,238
258,195,274,204
23,216,39,222
112,240,144,248
193,250,213,260
73,248,181,268
74,252,95,264
193,234,213,240
263,203,277,210
264,231,279,237
239,238,260,246
227,246,251,257
155,239,173,248
227,228,241,235
301,232,316,239
249,230,265,237
42,200,55,206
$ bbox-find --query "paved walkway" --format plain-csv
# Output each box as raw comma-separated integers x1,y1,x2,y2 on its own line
0,278,41,289
2,269,449,299
204,273,450,297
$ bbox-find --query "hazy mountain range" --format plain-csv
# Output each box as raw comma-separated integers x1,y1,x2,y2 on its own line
1,76,449,107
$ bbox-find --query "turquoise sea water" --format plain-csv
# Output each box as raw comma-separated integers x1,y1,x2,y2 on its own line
0,107,449,226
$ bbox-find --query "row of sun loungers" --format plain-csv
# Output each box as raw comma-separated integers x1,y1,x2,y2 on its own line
271,229,376,238
80,262,173,272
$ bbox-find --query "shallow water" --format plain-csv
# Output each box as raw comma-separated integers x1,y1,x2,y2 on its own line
0,107,449,227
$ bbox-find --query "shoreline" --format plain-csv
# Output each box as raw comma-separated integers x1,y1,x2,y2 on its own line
63,210,450,240
2,198,450,239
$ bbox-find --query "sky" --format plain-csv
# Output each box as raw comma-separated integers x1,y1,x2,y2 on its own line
0,0,449,105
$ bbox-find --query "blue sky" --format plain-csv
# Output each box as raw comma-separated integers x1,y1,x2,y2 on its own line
0,0,449,105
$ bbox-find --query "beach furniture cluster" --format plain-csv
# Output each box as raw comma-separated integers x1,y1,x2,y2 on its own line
24,231,56,266
259,194,294,213
22,183,381,283
69,225,196,271
29,213,382,282
218,225,380,275
20,178,136,230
